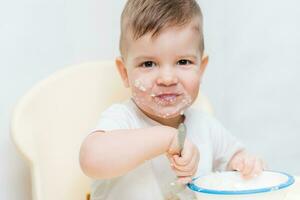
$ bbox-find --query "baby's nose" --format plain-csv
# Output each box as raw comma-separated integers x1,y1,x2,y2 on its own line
156,67,178,86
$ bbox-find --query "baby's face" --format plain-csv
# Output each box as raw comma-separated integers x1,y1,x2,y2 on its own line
117,21,208,120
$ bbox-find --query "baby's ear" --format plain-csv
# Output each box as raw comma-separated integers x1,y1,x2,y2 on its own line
115,57,130,88
199,54,209,77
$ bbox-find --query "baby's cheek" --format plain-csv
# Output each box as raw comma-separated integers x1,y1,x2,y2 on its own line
131,78,154,105
180,70,200,86
186,80,201,99
132,89,149,106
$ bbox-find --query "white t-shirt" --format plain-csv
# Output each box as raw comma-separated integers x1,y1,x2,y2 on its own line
89,99,244,200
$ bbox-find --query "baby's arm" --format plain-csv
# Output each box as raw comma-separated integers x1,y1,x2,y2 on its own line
79,126,179,179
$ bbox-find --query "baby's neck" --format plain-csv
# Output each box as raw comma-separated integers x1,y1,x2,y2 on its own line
143,111,185,128
158,116,185,128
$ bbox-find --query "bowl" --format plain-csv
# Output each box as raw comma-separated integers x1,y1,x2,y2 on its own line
187,171,295,200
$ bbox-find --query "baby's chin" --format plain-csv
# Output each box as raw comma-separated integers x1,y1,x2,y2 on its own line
148,107,186,119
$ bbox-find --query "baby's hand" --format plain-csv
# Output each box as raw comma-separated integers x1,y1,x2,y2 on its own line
228,150,266,179
167,139,200,184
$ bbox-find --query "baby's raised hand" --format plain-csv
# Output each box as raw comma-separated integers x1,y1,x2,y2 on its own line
167,139,200,184
228,150,266,179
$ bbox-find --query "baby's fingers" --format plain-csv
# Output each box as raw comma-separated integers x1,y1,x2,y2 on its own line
174,143,197,166
243,158,264,179
230,154,245,172
171,162,198,177
173,150,199,173
176,176,192,185
241,156,255,177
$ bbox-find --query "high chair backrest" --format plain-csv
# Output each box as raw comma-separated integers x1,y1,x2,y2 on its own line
10,61,213,200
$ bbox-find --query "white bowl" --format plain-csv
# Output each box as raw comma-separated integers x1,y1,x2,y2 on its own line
187,171,294,200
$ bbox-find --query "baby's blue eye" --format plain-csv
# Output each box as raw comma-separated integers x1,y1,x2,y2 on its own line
177,59,192,65
141,61,156,68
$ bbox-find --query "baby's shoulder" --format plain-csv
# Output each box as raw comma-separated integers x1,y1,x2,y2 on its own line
186,107,217,124
93,101,138,130
101,101,133,116
186,107,226,132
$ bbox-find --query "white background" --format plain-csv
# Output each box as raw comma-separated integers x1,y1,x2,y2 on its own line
1,0,299,199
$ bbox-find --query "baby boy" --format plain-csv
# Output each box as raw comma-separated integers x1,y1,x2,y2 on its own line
80,0,265,199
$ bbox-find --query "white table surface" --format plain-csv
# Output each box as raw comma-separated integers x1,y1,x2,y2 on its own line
285,177,300,200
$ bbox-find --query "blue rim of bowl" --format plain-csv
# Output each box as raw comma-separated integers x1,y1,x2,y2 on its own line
187,170,295,195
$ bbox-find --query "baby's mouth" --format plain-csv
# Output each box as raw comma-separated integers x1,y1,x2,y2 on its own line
153,93,182,105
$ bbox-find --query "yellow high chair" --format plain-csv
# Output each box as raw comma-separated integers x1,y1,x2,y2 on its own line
10,61,214,200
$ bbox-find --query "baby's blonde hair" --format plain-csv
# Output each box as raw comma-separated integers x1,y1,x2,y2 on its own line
119,0,205,58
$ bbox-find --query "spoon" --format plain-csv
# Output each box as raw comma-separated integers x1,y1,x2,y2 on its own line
166,123,195,199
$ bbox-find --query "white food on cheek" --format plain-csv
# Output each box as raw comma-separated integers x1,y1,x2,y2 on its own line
134,79,147,92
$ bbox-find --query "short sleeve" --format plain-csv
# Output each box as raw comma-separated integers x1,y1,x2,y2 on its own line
90,104,132,133
209,117,245,171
